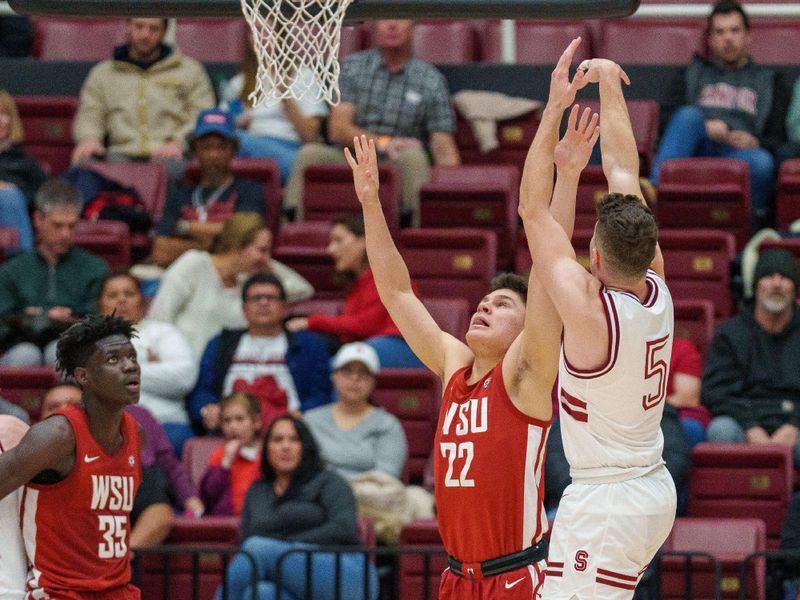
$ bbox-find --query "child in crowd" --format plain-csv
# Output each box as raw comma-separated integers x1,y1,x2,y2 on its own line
200,392,263,515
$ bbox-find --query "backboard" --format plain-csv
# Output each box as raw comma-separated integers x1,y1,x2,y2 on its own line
9,0,641,20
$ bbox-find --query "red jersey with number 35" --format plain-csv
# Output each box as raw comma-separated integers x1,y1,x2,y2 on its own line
21,404,141,597
434,361,550,563
558,269,673,483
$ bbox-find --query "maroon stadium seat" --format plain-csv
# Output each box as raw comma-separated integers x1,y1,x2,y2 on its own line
75,220,131,272
596,19,705,65
657,158,752,250
775,159,800,230
673,299,715,361
273,222,341,299
661,517,766,600
659,229,736,323
339,25,367,58
689,443,793,550
749,19,800,65
82,160,168,261
185,157,282,241
303,164,401,235
454,108,539,174
16,95,79,176
515,228,593,276
423,297,471,341
482,20,592,64
181,436,225,488
139,515,240,600
0,366,59,421
575,166,608,230
286,298,342,318
400,228,497,310
419,164,520,269
175,19,246,62
33,17,126,61
399,519,447,600
407,20,480,64
373,369,441,484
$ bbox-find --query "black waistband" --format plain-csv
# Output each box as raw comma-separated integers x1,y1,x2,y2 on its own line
447,538,549,579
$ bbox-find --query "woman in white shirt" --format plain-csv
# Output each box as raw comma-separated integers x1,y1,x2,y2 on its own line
220,32,329,184
148,212,313,357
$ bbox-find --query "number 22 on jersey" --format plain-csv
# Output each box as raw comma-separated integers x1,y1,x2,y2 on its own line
440,397,487,488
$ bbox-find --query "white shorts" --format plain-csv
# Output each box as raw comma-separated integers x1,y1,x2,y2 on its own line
541,466,676,600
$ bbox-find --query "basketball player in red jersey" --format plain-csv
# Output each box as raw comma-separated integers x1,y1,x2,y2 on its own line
0,314,142,600
344,121,599,598
522,40,676,599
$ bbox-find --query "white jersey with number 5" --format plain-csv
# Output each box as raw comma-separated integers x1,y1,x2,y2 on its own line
558,269,673,484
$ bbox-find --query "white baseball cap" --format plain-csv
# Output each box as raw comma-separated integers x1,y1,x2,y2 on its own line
331,342,380,375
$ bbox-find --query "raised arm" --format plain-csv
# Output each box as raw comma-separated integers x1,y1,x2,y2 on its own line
344,136,471,380
583,58,665,279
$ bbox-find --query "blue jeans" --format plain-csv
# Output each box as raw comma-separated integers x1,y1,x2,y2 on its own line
0,186,33,251
237,131,301,185
706,415,800,466
364,335,424,369
161,422,194,457
215,536,378,600
650,105,775,230
679,417,706,449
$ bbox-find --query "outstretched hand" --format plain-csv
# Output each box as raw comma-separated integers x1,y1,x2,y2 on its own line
344,135,380,206
554,105,600,176
576,58,630,87
548,37,587,112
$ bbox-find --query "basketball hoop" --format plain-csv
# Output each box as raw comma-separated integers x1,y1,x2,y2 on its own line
240,0,354,106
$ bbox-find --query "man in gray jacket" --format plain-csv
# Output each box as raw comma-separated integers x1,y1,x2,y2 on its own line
649,0,788,230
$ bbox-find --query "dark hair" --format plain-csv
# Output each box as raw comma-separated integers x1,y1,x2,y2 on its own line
490,272,528,306
260,415,324,486
331,213,367,288
708,0,749,32
595,193,658,280
55,314,137,379
241,272,286,303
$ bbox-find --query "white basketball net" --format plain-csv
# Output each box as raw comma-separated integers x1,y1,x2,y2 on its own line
240,0,354,106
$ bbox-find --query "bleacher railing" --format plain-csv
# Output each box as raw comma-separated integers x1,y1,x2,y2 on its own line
656,550,723,600
738,548,800,600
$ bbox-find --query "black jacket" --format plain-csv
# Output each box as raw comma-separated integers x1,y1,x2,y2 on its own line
0,145,46,204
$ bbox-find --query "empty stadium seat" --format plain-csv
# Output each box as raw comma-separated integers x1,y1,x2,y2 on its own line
75,220,131,271
303,164,401,234
775,159,800,230
409,20,480,64
657,158,752,250
575,166,608,230
400,228,497,310
138,515,240,600
181,436,225,488
419,164,520,269
0,366,59,421
273,222,341,299
33,17,126,61
185,157,282,241
596,19,705,65
373,368,441,484
175,19,246,62
82,161,168,261
661,517,766,600
749,19,800,65
689,443,793,550
482,20,592,64
454,108,539,174
422,296,471,340
16,95,79,176
659,229,736,322
673,299,715,360
398,519,447,600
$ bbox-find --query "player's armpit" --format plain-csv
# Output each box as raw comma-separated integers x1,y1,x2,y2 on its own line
0,416,75,501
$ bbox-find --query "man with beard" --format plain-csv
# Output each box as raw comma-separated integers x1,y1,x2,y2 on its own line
702,248,800,465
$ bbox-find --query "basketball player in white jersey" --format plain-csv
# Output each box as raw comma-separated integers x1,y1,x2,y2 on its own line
0,414,29,599
520,39,676,599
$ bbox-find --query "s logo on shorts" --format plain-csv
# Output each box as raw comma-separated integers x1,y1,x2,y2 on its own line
574,550,589,572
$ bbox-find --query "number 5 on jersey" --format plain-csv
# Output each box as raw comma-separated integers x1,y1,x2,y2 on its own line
440,442,475,487
642,334,670,410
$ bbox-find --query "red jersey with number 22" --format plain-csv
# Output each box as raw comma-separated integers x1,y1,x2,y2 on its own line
21,404,141,599
434,361,550,563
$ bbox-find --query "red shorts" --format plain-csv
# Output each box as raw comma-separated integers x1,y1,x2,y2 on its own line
438,562,545,600
33,583,141,599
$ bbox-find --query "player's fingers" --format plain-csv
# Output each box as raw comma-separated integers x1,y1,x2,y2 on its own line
578,106,592,132
619,66,631,86
344,147,356,168
556,37,581,72
352,136,363,161
589,125,601,147
567,104,580,131
585,113,599,140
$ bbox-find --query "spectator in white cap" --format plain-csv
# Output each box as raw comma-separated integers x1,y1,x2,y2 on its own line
304,342,407,480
